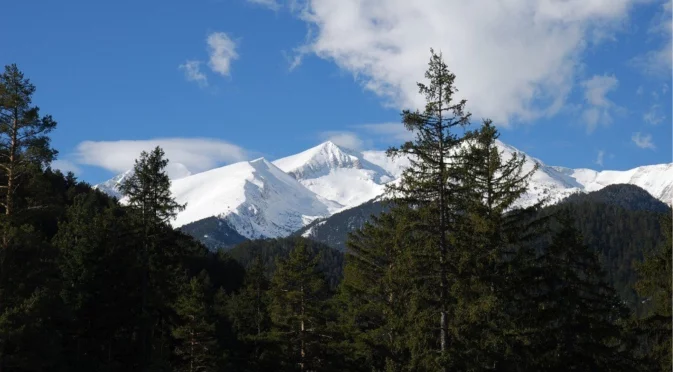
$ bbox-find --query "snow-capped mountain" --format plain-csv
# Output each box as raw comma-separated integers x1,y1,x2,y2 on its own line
273,141,395,209
169,158,340,239
93,170,133,199
95,140,673,244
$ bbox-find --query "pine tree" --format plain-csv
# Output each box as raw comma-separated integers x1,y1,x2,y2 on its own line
268,240,329,371
634,213,672,370
339,207,418,371
0,64,58,371
172,273,218,372
448,120,539,369
0,64,57,234
227,255,275,371
55,192,142,370
119,146,185,368
523,213,636,371
386,49,470,370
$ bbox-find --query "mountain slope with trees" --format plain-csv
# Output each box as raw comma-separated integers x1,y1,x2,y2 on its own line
0,55,668,371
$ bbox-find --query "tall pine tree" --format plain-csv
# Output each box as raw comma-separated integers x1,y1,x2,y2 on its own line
448,120,540,369
0,64,58,371
634,213,672,370
227,255,275,371
268,240,330,371
522,213,637,371
172,272,218,372
386,49,470,370
339,207,418,371
119,146,186,369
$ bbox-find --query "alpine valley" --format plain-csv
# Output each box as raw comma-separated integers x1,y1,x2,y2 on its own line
95,140,673,249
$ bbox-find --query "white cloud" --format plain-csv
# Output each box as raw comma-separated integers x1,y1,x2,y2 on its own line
51,160,82,175
663,83,669,94
580,74,620,132
207,32,239,77
631,0,672,77
247,0,280,10
179,60,208,87
595,150,605,166
636,85,644,95
643,104,665,125
288,0,639,125
632,132,656,149
355,122,415,142
320,131,371,151
74,138,249,176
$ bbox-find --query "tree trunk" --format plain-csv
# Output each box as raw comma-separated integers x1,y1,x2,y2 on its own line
437,85,449,372
300,283,305,372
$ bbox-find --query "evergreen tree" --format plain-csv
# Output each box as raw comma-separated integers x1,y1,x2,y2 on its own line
386,49,471,370
0,64,59,371
172,273,218,372
634,213,672,370
448,120,540,369
268,240,330,371
55,192,142,370
0,64,57,234
339,207,418,371
119,146,186,368
522,214,636,371
227,255,275,371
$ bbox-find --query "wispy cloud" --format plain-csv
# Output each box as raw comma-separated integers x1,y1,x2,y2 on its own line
319,131,371,151
246,0,280,11
594,150,605,167
73,138,249,176
207,32,239,77
179,60,208,87
179,32,239,85
288,0,640,125
632,132,656,149
630,0,672,77
355,122,415,142
636,85,644,95
580,74,620,133
643,104,665,125
51,159,82,175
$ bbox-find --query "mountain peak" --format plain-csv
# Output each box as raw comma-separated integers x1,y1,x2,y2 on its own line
273,141,362,179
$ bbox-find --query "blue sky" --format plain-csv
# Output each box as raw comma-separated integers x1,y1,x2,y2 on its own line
1,0,671,184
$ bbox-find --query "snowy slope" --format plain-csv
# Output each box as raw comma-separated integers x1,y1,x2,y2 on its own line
169,158,340,239
92,162,192,200
273,141,398,209
93,170,133,200
552,164,673,205
95,140,673,244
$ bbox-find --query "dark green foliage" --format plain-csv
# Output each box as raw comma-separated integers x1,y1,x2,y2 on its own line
0,64,58,218
229,237,344,289
0,60,665,372
268,240,331,371
54,193,142,370
517,214,638,371
562,184,670,213
294,200,388,251
119,146,185,225
633,213,672,370
172,273,219,372
386,50,472,366
338,206,418,371
548,188,669,308
226,256,276,371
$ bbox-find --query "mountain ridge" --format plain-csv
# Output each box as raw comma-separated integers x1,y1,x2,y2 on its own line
95,140,673,247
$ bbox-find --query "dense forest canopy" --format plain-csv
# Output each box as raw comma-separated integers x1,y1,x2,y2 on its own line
0,56,669,371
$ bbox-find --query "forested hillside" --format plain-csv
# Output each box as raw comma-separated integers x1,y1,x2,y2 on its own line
0,54,669,371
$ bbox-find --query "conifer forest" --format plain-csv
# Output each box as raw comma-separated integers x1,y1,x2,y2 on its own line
0,52,670,371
